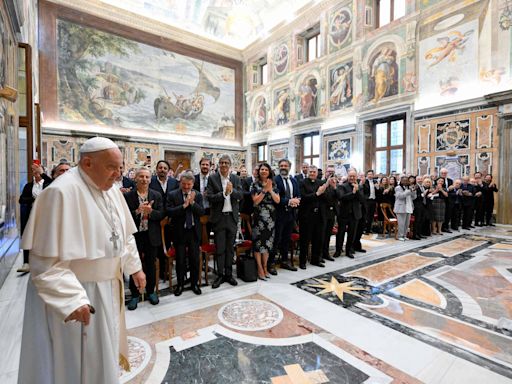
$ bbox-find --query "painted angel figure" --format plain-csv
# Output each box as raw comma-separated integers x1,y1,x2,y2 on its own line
424,30,474,68
330,65,352,108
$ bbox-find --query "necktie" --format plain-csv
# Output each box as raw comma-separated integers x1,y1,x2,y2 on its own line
185,194,193,229
284,177,291,198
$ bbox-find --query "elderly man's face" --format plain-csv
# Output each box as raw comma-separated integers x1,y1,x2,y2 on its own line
135,169,151,188
416,176,423,184
462,176,469,184
308,168,318,180
347,171,357,184
454,180,461,188
440,169,448,178
54,164,70,179
84,149,123,191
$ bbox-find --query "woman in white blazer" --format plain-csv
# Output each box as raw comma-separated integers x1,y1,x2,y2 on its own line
394,176,416,240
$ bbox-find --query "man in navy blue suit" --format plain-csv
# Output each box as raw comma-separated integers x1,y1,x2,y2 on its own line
270,158,300,274
149,160,179,208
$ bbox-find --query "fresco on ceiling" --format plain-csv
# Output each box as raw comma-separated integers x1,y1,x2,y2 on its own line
328,6,352,53
273,42,289,78
367,44,399,104
56,19,236,140
419,20,477,99
329,61,353,111
273,87,290,126
252,95,267,132
296,76,318,120
419,0,444,10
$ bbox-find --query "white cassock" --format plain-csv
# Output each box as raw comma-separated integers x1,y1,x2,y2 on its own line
18,167,142,384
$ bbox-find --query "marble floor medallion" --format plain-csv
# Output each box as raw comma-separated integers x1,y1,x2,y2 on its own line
218,299,284,331
119,336,152,383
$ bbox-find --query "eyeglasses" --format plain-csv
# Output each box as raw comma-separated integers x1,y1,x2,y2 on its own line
219,161,230,165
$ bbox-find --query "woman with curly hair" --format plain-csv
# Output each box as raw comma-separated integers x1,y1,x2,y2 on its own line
251,163,280,280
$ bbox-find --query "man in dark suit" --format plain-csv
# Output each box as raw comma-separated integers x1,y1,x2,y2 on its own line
124,168,165,310
439,168,453,232
294,162,310,185
149,160,179,208
272,159,300,273
362,170,378,234
321,165,338,262
167,171,205,296
460,176,475,229
299,165,328,269
473,172,485,226
337,170,364,258
483,174,498,226
18,162,52,273
206,154,243,288
194,157,211,211
240,165,258,217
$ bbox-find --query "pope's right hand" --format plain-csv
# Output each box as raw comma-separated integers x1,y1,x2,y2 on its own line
65,304,94,326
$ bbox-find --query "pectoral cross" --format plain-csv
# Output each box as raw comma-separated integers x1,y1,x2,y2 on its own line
110,231,120,250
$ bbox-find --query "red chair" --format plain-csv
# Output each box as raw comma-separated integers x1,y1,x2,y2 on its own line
199,215,216,286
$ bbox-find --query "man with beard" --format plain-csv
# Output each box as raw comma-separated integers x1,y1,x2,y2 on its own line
294,162,310,185
271,159,300,273
320,165,338,262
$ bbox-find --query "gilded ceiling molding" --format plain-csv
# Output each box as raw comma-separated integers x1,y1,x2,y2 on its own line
45,0,243,60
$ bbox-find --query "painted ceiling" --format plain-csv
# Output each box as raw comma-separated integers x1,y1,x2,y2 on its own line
99,0,315,50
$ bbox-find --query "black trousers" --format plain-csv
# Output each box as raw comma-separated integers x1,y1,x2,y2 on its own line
129,231,157,297
442,200,453,230
175,229,200,287
335,216,346,253
299,210,324,265
462,204,474,228
451,204,461,229
271,212,294,265
474,197,484,225
214,214,237,277
485,201,494,225
365,200,376,232
322,208,336,259
342,217,359,254
413,204,425,237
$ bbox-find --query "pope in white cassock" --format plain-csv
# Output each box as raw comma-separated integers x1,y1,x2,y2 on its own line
18,137,146,384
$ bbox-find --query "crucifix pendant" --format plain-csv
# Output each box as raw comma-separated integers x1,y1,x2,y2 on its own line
110,231,120,250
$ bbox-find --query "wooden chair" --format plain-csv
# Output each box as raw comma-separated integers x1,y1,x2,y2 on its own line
235,213,253,263
380,203,398,240
160,217,176,290
199,215,216,286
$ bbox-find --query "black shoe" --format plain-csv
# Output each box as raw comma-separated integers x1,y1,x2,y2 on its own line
299,264,307,270
212,276,224,289
311,262,325,267
462,227,471,230
443,229,453,233
470,225,475,228
323,255,335,261
489,223,496,226
354,248,367,253
148,293,159,305
345,252,355,259
174,285,184,296
333,252,341,258
268,267,278,275
226,276,238,286
192,285,202,295
127,297,139,311
281,263,297,271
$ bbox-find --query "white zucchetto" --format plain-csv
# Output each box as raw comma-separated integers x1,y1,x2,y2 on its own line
80,137,118,153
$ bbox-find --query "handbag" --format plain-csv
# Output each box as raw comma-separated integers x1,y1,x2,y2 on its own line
237,255,257,282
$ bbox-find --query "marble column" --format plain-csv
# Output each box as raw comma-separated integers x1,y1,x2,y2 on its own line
497,113,512,224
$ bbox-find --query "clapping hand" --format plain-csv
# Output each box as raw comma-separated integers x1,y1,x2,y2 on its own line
225,181,233,195
316,182,328,196
263,181,272,193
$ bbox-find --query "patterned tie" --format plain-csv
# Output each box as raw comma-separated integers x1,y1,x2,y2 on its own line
284,177,291,198
185,194,193,229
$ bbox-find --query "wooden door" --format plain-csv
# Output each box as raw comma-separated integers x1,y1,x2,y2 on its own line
164,151,192,174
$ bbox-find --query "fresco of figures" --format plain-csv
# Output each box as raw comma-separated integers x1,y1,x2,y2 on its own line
56,20,236,140
367,45,399,104
329,61,353,111
252,95,267,132
297,76,318,120
328,7,352,52
274,88,290,125
273,42,289,78
419,19,477,100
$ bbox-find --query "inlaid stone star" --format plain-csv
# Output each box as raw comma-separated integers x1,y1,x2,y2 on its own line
306,276,368,302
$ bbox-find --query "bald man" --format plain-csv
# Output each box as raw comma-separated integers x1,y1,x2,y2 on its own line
18,137,145,384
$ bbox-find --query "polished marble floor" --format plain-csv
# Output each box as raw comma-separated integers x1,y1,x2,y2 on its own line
1,226,512,383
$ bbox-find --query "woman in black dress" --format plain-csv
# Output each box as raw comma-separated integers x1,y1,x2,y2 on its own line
251,163,280,280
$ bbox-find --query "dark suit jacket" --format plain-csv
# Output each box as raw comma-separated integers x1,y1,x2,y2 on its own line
193,173,210,193
337,181,364,220
321,180,339,217
122,176,136,190
362,179,378,199
206,172,242,225
167,188,205,241
294,173,306,185
298,178,325,218
240,176,254,215
274,174,300,219
19,179,52,233
124,189,165,246
460,183,475,207
443,178,453,190
149,176,179,208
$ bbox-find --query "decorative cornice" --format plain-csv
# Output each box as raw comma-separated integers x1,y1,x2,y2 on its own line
45,0,243,61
